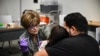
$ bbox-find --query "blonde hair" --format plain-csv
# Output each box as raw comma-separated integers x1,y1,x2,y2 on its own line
21,10,40,29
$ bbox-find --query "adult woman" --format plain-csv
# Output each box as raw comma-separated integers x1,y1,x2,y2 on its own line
19,10,47,56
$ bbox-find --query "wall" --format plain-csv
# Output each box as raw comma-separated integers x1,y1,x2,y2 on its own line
58,0,100,21
0,0,100,21
21,0,41,14
0,0,20,21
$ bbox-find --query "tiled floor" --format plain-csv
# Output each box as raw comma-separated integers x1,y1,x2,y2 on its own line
0,39,22,56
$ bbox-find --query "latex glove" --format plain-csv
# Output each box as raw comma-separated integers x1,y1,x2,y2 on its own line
19,38,28,53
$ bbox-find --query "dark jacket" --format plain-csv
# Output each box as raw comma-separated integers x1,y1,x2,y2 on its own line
46,34,100,56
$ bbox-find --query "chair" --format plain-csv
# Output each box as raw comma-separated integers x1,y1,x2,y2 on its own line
96,27,100,45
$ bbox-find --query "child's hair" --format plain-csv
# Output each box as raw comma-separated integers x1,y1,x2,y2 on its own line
46,25,69,46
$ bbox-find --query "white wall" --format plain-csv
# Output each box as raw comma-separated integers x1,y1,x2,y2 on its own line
58,0,100,21
0,0,100,21
0,0,20,21
21,0,41,14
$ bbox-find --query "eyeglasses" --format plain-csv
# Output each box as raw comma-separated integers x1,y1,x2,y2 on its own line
28,25,39,29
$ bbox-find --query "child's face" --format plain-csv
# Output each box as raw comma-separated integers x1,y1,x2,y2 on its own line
63,21,73,36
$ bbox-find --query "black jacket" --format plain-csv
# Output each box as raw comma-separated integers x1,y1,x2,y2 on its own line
46,34,99,56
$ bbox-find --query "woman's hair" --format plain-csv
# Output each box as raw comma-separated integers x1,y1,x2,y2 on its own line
23,9,35,14
21,10,40,29
46,25,69,46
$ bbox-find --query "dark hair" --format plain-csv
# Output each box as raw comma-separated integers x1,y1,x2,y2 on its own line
64,12,88,33
46,25,69,46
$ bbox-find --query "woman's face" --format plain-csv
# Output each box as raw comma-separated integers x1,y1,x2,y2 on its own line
27,24,39,35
